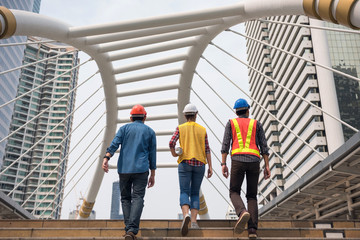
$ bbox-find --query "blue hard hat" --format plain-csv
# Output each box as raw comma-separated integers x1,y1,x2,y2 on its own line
233,98,250,110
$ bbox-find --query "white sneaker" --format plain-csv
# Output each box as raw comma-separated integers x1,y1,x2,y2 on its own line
180,214,191,236
191,222,200,229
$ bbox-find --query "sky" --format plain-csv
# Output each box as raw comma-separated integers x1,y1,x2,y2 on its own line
39,0,250,220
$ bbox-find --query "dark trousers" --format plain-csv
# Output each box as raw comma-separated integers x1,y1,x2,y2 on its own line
119,171,149,235
230,160,260,230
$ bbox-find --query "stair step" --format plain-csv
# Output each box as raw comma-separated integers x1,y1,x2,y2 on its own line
0,235,358,239
1,219,359,228
0,220,359,239
0,227,359,238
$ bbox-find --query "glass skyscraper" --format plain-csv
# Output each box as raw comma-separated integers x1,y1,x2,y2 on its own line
0,37,79,219
32,0,41,13
0,0,42,168
326,23,360,141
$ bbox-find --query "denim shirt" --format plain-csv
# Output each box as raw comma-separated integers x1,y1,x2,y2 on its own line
106,120,157,174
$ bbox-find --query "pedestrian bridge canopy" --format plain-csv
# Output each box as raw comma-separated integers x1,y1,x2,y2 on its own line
0,0,359,220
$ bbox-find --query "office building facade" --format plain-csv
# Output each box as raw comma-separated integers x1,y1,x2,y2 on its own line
225,204,237,220
325,23,360,141
0,0,41,168
0,37,79,219
245,16,360,205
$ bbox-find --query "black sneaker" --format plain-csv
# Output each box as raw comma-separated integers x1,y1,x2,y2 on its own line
180,214,191,236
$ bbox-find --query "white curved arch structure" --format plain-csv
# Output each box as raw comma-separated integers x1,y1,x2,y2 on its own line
1,0,359,218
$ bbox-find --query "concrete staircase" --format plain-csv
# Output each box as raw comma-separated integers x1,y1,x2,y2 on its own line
0,219,359,239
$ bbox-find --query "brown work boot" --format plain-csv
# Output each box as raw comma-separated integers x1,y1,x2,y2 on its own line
234,210,250,234
248,228,257,239
124,231,137,240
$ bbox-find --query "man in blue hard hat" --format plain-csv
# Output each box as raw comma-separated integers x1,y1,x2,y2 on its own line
221,98,270,239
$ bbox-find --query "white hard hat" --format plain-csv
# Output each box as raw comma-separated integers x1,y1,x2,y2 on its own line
183,103,198,114
175,147,183,156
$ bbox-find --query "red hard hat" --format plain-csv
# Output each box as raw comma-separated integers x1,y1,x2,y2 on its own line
130,104,147,116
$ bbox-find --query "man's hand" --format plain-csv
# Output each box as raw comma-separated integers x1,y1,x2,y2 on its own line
222,165,229,178
207,167,213,178
148,175,155,188
102,158,109,173
221,153,229,178
264,166,271,180
170,148,178,157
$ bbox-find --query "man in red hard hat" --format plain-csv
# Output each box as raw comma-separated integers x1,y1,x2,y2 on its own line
102,104,156,240
221,98,270,239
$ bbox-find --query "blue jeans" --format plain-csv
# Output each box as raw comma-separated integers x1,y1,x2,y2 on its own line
119,171,148,235
178,162,205,210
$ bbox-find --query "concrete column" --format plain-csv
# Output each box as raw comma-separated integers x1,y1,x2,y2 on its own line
309,19,344,154
270,192,276,201
345,181,354,220
312,198,320,219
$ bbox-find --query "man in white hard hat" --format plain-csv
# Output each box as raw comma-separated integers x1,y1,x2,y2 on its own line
221,98,270,239
169,103,213,236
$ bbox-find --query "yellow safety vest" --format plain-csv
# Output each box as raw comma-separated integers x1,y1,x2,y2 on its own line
178,122,207,164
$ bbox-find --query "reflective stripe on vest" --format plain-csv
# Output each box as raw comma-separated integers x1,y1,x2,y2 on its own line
231,118,260,157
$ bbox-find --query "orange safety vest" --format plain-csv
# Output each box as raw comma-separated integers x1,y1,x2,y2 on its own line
230,118,260,157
